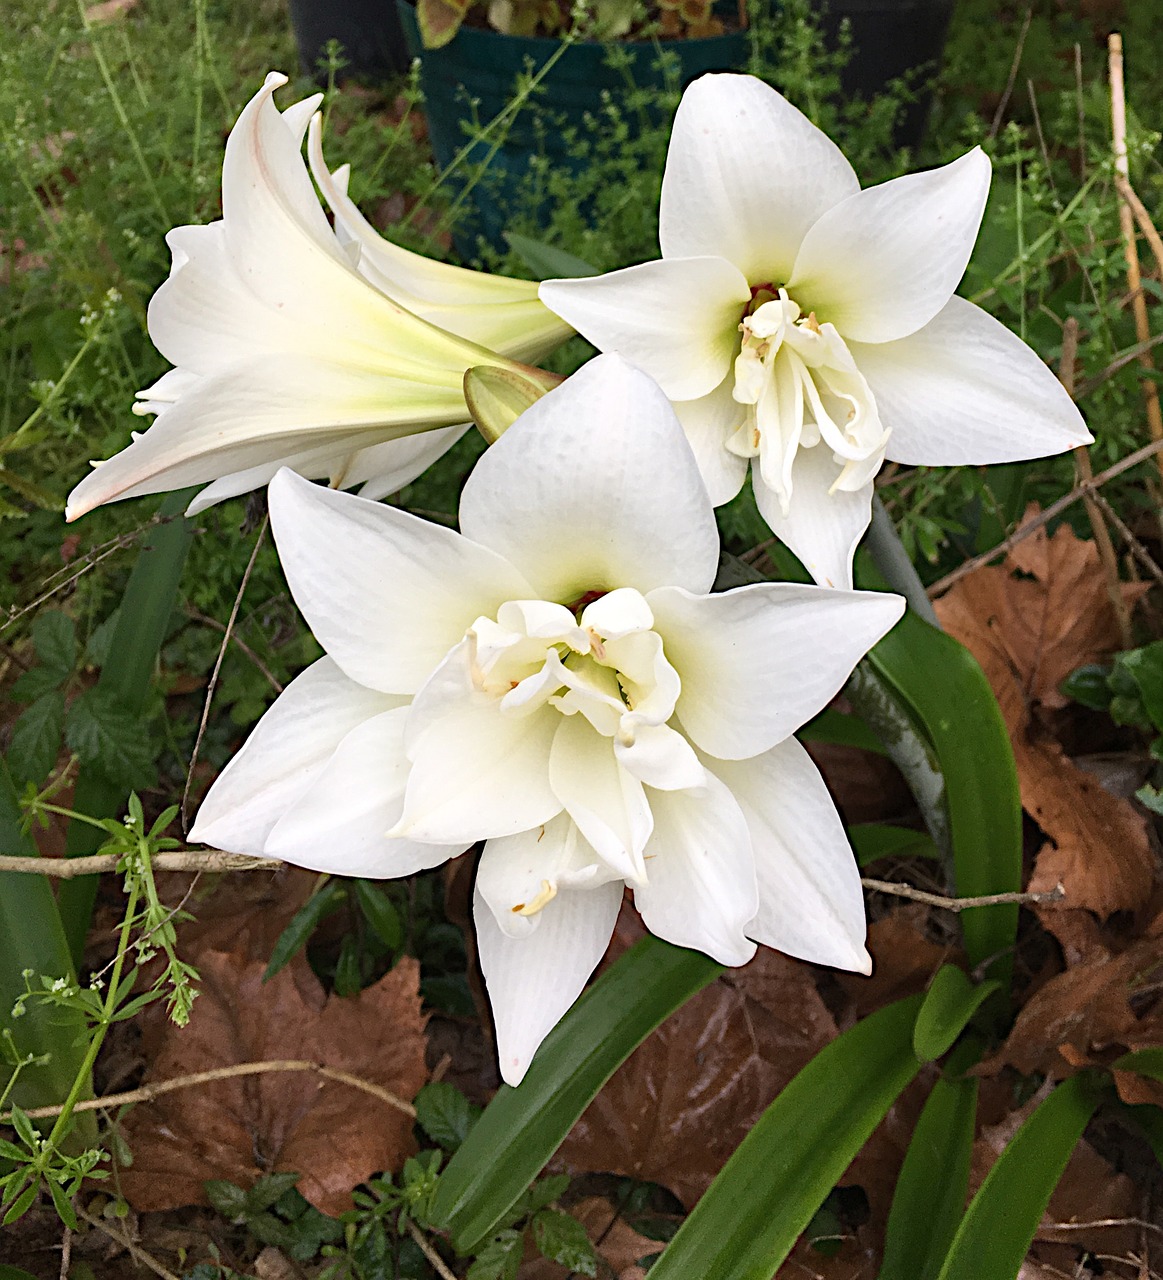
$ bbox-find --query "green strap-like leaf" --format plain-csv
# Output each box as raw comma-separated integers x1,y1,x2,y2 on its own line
429,936,722,1251
849,823,939,867
646,994,925,1280
57,490,197,964
1112,1046,1163,1081
0,761,93,1139
861,607,1022,985
879,1058,978,1280
913,966,1000,1063
935,1073,1106,1280
504,233,599,280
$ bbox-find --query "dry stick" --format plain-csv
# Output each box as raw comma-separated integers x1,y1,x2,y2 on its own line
406,1220,459,1280
928,435,1163,596
988,5,1033,140
860,878,1064,912
72,1203,182,1280
0,850,269,877
1090,486,1163,589
3,1058,416,1124
180,516,268,832
58,1225,71,1280
1116,173,1163,284
1062,316,1133,643
184,605,283,694
1110,34,1163,495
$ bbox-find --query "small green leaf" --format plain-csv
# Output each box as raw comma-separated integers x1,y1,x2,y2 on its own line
879,1071,978,1280
522,1173,570,1216
7,1108,37,1152
0,1265,42,1280
48,1179,78,1230
0,1139,27,1162
647,995,925,1280
414,1081,481,1152
205,1179,249,1220
913,967,999,1063
1059,662,1113,711
466,1230,522,1280
65,688,156,790
9,691,66,784
30,611,76,675
533,1208,598,1274
504,232,599,279
849,823,940,868
2,1181,38,1225
333,935,363,997
935,1073,1106,1280
245,1172,302,1216
354,879,404,951
264,882,346,981
11,664,68,702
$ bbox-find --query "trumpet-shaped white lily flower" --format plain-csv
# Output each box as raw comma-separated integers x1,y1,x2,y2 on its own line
190,355,904,1084
539,74,1092,589
65,73,571,522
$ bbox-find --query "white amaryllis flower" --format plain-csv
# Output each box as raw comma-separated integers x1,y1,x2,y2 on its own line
539,74,1092,589
65,73,571,522
190,355,904,1085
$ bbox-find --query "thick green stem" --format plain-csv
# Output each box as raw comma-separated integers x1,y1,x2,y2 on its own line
864,495,940,628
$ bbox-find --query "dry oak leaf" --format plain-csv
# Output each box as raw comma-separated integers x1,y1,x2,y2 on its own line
118,948,428,1217
557,948,838,1209
936,512,1155,919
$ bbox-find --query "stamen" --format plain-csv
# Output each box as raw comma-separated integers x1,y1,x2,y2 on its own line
512,879,558,916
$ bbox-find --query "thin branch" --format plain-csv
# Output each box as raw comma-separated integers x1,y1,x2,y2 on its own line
928,436,1163,596
184,605,283,694
988,6,1032,139
0,849,270,877
1115,173,1163,284
3,1058,416,1124
1044,1219,1163,1240
72,1202,182,1280
181,516,268,832
406,1220,459,1280
860,878,1065,912
1090,487,1163,589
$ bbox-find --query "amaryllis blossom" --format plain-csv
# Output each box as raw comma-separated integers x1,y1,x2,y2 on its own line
539,74,1091,589
65,73,571,522
190,355,904,1084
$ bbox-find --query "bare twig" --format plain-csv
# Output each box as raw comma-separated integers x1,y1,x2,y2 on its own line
1090,487,1163,589
1110,33,1163,495
1044,1219,1163,1240
73,1203,182,1280
59,1224,72,1280
0,849,270,877
1063,316,1134,643
181,516,268,832
184,605,283,694
406,1220,458,1280
860,878,1065,912
989,6,1033,139
3,1058,416,1124
1115,173,1163,284
928,436,1163,596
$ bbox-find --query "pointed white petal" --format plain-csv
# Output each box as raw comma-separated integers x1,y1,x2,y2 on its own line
397,648,561,840
614,723,705,791
854,295,1093,463
648,581,903,759
459,355,720,600
475,879,622,1085
660,73,859,284
549,713,652,884
267,469,535,694
634,772,758,966
476,814,617,939
713,740,871,973
65,354,469,519
672,376,749,507
346,424,470,501
190,657,401,855
539,257,750,401
788,148,992,344
751,447,874,589
183,438,365,516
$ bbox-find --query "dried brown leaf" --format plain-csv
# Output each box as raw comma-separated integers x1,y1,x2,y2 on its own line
118,949,428,1216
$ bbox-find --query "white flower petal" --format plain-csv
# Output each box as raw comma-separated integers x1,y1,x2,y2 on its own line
788,148,992,344
476,814,617,939
750,447,875,589
579,587,654,639
549,712,652,884
346,424,471,501
264,707,464,876
267,468,535,694
854,295,1093,463
647,581,903,759
713,740,871,973
190,657,401,855
475,879,623,1086
634,772,758,966
660,73,859,284
614,723,706,791
539,257,750,401
184,439,367,517
672,377,749,507
397,654,561,840
459,354,721,600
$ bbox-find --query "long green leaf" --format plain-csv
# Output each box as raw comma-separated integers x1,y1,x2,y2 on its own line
913,966,999,1063
647,994,925,1280
879,1058,978,1280
430,936,722,1250
935,1073,1105,1280
0,761,92,1138
1112,1046,1163,1081
861,606,1022,984
57,490,196,964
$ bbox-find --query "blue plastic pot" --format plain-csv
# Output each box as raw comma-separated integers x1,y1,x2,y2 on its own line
397,0,750,253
